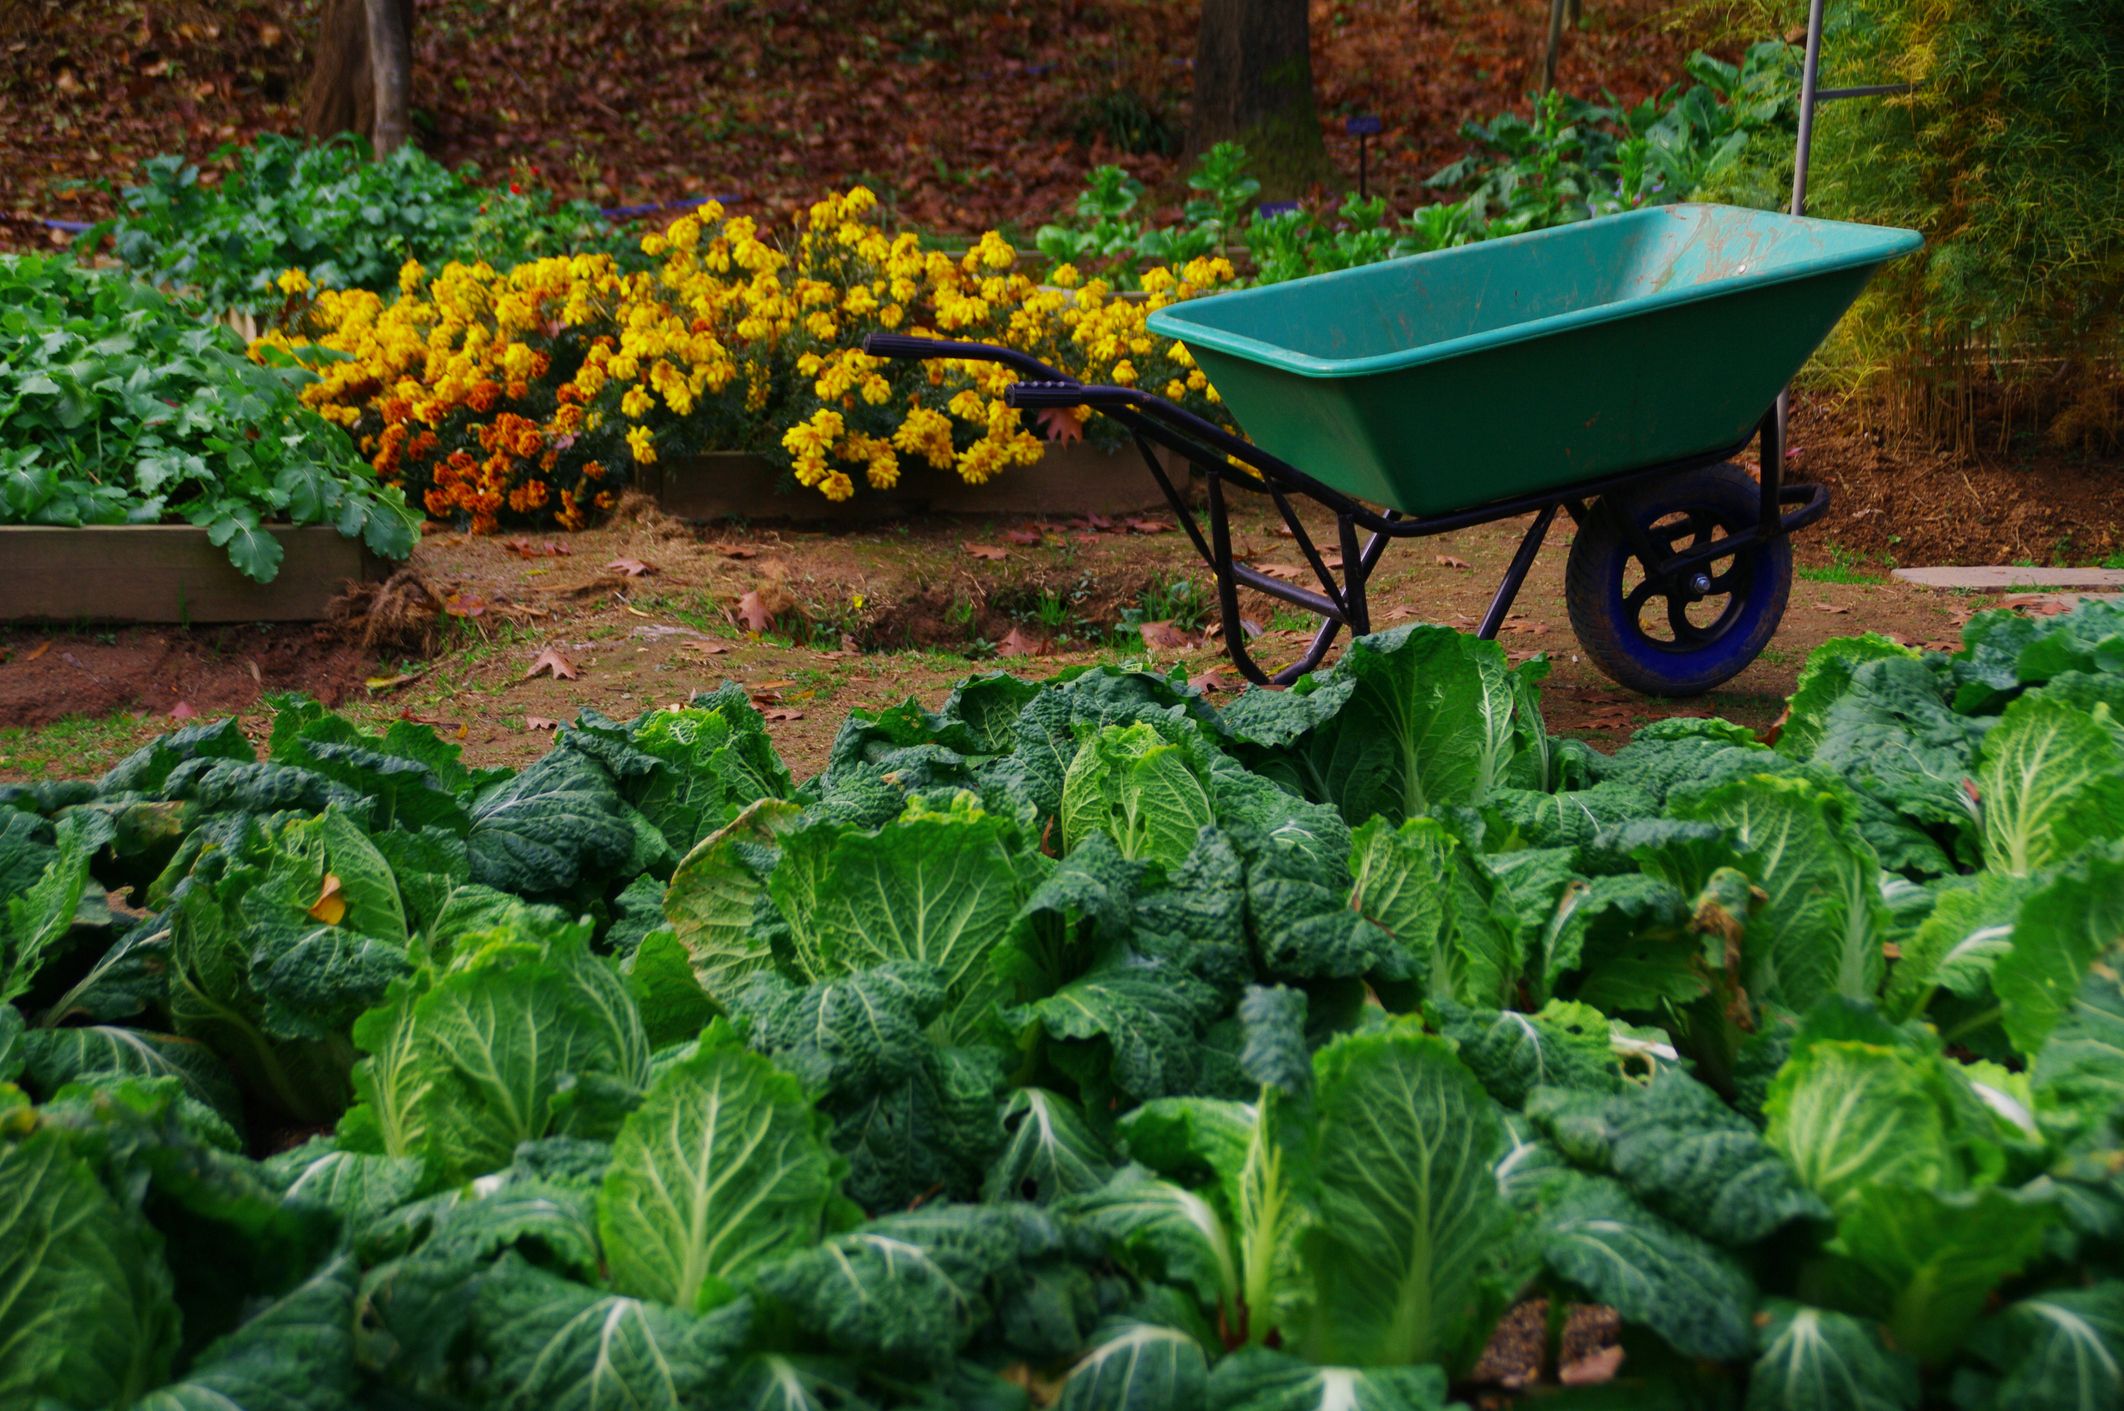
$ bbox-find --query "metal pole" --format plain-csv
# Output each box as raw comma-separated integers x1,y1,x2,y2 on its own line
1791,0,1827,218
1776,0,1829,449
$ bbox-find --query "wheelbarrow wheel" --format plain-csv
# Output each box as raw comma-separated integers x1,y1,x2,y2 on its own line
1565,462,1792,697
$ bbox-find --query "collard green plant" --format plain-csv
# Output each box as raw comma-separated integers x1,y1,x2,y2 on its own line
85,133,639,316
3,604,2123,1407
0,254,419,580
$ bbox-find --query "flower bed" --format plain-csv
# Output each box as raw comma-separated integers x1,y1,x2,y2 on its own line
265,189,1233,534
3,609,2122,1404
0,254,418,584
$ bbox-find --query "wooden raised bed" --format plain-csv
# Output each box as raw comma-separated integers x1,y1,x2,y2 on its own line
639,441,1191,523
0,525,385,624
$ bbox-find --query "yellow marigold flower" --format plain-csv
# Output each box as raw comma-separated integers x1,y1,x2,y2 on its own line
275,268,311,296
1166,379,1188,400
398,260,425,294
821,470,855,501
621,386,653,419
1111,361,1137,386
641,233,669,257
626,425,657,464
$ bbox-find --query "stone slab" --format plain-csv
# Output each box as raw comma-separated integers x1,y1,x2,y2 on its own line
1892,566,2124,591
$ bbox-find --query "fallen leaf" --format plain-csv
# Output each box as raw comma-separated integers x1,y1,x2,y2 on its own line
244,657,263,685
525,716,560,731
1256,563,1303,581
997,624,1049,657
1435,554,1472,569
1137,620,1193,650
1036,407,1086,445
1082,512,1116,531
444,593,489,618
1004,527,1046,546
752,678,794,691
606,557,654,577
1125,517,1174,534
734,590,774,632
1560,1346,1625,1387
1502,619,1548,635
962,542,1009,560
365,668,427,692
761,706,805,722
525,646,580,681
308,874,346,926
1814,601,1852,614
1188,668,1236,692
20,640,51,662
682,639,733,655
168,701,198,719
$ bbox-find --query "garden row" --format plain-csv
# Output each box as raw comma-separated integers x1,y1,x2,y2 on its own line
2,602,2120,1408
0,42,1806,608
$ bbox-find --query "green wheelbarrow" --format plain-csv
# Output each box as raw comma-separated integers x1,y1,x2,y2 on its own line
866,203,1920,692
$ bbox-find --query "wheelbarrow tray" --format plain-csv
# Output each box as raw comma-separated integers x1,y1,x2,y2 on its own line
1145,204,1920,515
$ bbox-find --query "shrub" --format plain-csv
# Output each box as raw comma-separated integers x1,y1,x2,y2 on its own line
0,255,417,581
85,133,639,316
1805,0,2124,449
264,189,1233,532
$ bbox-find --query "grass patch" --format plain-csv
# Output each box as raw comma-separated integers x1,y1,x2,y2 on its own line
0,711,158,779
1797,543,1887,586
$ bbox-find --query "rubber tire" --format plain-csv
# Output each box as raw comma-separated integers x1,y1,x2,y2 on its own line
1565,462,1792,697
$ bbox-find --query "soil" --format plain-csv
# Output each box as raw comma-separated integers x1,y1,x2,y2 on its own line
4,0,1724,242
0,454,2010,783
1790,392,2124,566
1468,1299,1624,1397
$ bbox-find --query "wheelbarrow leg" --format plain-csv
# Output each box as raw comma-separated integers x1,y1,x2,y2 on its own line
1476,504,1560,640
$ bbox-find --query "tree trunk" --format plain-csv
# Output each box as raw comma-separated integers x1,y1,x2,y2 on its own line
303,0,413,154
1189,0,1331,196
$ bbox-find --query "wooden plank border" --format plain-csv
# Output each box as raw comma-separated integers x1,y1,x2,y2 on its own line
0,525,385,624
641,441,1190,523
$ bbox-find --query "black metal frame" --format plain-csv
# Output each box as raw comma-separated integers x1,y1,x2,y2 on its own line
863,333,1830,686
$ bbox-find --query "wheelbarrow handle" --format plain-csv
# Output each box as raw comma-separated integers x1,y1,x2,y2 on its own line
859,333,1070,384
998,380,1091,411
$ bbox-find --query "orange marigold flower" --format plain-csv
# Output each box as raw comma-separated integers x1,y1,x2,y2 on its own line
467,381,501,413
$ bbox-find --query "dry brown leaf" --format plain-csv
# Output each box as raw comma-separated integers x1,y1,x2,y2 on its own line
364,668,427,692
304,875,346,926
708,541,761,560
606,557,654,577
752,678,794,690
1137,620,1193,650
1559,1346,1625,1387
997,624,1049,658
525,716,560,731
1081,512,1116,531
1814,601,1852,614
1125,517,1174,535
168,701,198,719
1003,527,1046,546
761,706,805,722
1188,668,1237,693
20,640,51,663
1256,563,1302,581
734,590,774,633
962,542,1009,561
525,646,580,681
682,639,733,655
1435,554,1472,570
1035,407,1086,445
